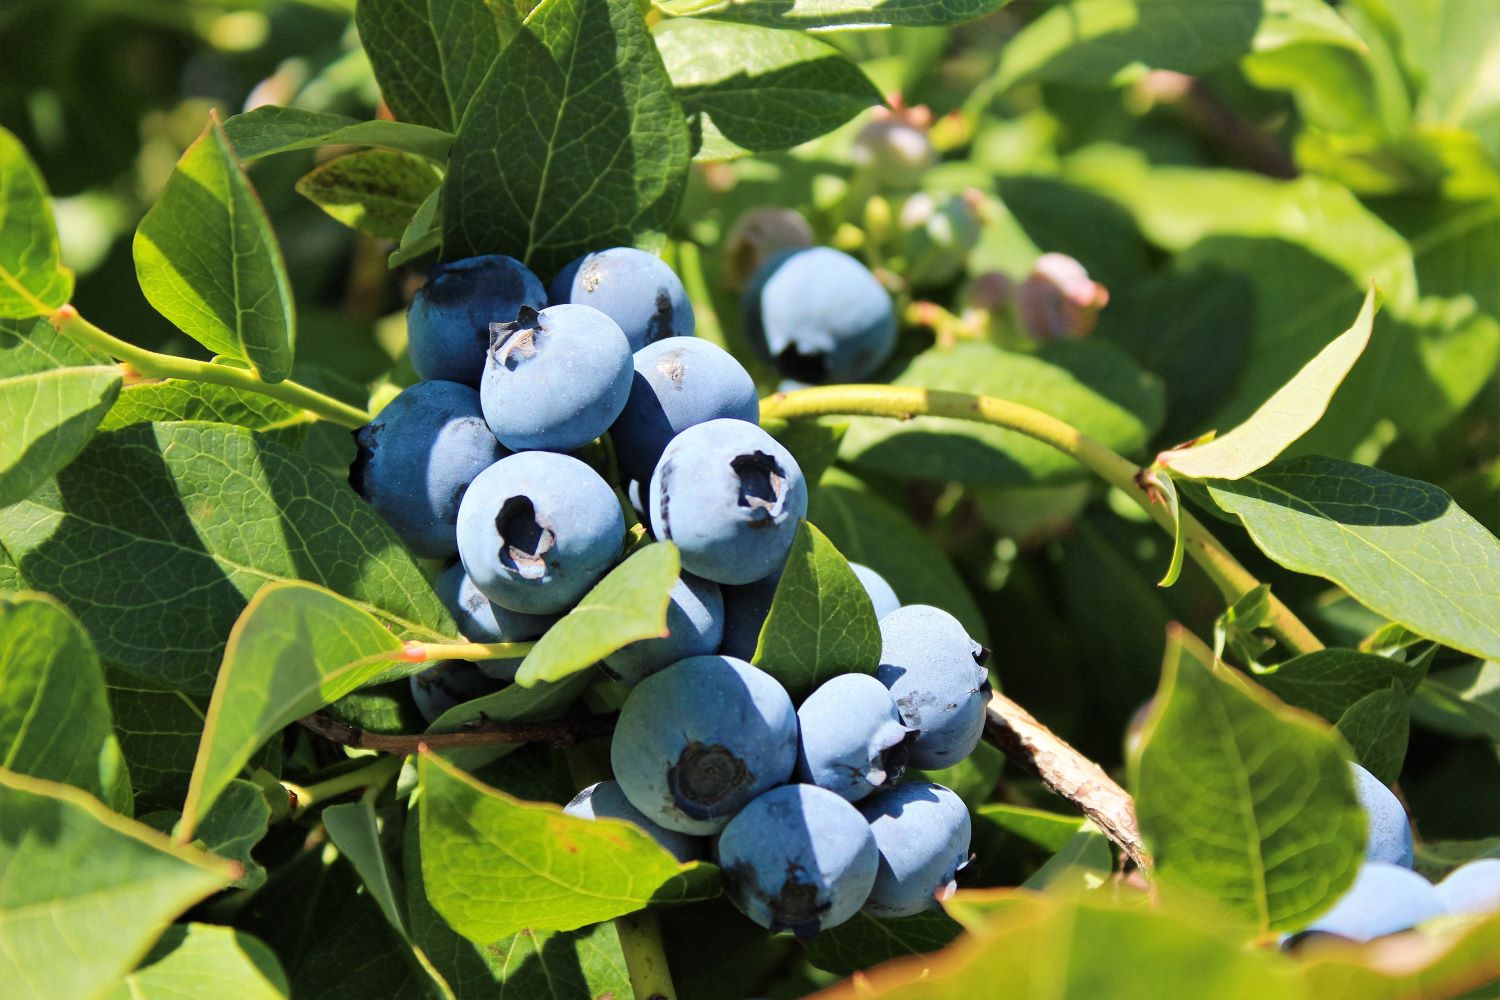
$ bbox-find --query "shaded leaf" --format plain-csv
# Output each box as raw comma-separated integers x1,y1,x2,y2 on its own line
107,670,208,813
1020,826,1113,892
804,911,961,977
101,924,289,1000
101,374,310,445
1206,455,1500,663
221,107,454,161
655,0,1008,29
134,118,295,383
427,671,595,774
296,150,441,242
389,187,443,269
1335,684,1410,785
1416,660,1500,742
0,125,72,317
975,803,1086,852
1256,647,1429,722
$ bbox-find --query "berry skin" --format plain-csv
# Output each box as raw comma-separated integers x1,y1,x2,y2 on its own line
722,207,815,290
1303,862,1447,941
648,419,807,585
851,114,935,190
407,255,547,385
896,191,982,290
718,784,879,939
1434,859,1500,916
743,248,896,385
859,781,972,918
796,673,913,802
549,247,694,351
611,655,797,835
480,304,634,452
603,573,725,686
564,780,704,863
611,338,760,484
718,569,782,660
456,451,623,614
876,605,990,769
409,661,505,724
350,380,505,559
433,563,558,682
1350,763,1415,868
850,562,900,620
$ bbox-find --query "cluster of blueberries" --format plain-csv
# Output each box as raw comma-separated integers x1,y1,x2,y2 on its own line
351,246,985,937
1292,763,1500,943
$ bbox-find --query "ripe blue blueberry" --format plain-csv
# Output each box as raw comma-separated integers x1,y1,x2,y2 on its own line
648,419,807,585
480,304,633,452
742,247,896,384
407,255,547,385
1351,762,1414,868
456,451,623,614
876,605,990,769
564,780,704,863
603,573,725,686
549,247,694,351
434,563,558,682
1303,862,1447,941
796,673,913,802
859,781,972,918
350,380,505,559
611,655,797,835
409,661,505,724
717,783,879,938
610,338,759,484
718,568,782,660
1434,859,1500,916
850,562,900,620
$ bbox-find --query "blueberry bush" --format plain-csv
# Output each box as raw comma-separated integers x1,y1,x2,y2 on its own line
2,0,1499,997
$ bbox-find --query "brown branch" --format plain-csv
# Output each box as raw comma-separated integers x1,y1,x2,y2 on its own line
984,690,1152,871
297,710,618,754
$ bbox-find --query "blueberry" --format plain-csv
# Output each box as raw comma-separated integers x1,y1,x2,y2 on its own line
850,562,900,620
610,655,797,835
722,207,814,290
456,451,623,614
603,573,725,685
549,247,694,351
1434,859,1500,916
742,247,895,384
350,380,505,559
433,563,558,681
648,419,806,585
407,255,547,385
876,605,990,769
797,674,913,802
718,569,782,659
896,191,982,290
480,304,634,452
1351,763,1414,868
409,660,505,724
1302,862,1447,941
859,781,971,918
564,780,705,863
611,338,759,484
717,784,878,938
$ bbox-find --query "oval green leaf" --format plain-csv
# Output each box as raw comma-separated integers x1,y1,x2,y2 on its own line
0,126,72,317
221,106,454,162
101,924,289,1000
134,117,296,383
296,150,441,242
654,0,1007,29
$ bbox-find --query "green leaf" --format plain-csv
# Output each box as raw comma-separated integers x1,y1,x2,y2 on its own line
0,422,455,695
975,803,1086,852
0,769,236,1000
134,117,295,382
188,777,272,891
1335,683,1409,786
653,0,1007,29
182,581,408,836
389,187,443,269
403,803,633,998
762,415,847,488
0,591,130,812
1206,455,1500,663
418,753,718,943
220,107,454,162
652,19,879,161
1374,0,1500,161
1021,826,1114,892
101,375,310,445
107,671,208,813
810,468,987,643
441,0,691,276
0,317,121,507
0,126,72,317
1416,660,1500,742
804,910,961,977
839,339,1165,487
1159,287,1378,480
296,150,441,242
356,0,519,132
514,542,679,687
1129,628,1364,933
1214,583,1276,668
101,924,289,1000
753,521,880,698
1256,647,1428,722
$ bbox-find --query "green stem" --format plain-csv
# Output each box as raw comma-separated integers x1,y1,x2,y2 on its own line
402,639,537,662
761,385,1325,657
50,305,372,429
290,754,403,814
614,911,676,1000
